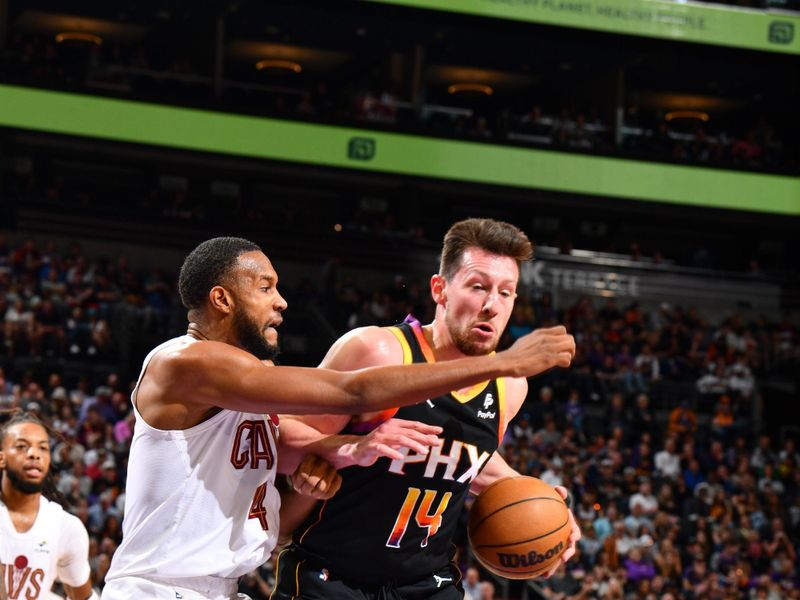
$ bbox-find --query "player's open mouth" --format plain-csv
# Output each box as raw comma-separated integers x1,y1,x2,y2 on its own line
473,323,495,336
24,466,43,477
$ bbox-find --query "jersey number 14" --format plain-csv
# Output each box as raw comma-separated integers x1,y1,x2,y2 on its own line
386,487,452,549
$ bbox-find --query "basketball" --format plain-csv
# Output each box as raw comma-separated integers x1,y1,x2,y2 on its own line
468,477,570,580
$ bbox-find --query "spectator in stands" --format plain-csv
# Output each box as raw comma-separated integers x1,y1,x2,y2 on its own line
462,566,482,600
655,437,682,480
667,400,698,437
479,580,495,600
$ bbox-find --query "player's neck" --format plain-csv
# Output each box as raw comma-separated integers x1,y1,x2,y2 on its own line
187,319,232,345
0,481,42,519
425,321,466,363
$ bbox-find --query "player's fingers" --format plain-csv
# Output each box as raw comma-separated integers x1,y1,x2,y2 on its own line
552,336,576,354
560,543,577,563
380,433,433,455
570,517,582,543
290,457,319,493
306,470,339,499
541,564,559,579
537,325,567,336
556,352,573,367
292,455,336,497
292,473,318,496
312,468,342,499
382,419,443,436
388,429,441,449
373,443,404,461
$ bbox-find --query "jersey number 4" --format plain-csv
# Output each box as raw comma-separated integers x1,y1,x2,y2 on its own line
386,487,452,549
248,483,269,530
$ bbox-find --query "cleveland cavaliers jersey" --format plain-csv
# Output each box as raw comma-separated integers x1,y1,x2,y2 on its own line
105,335,281,585
293,319,505,586
0,496,90,599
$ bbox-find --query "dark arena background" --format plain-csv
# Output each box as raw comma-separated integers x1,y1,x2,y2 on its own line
1,0,799,598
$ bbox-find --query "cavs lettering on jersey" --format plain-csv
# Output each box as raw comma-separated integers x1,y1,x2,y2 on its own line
0,496,90,599
294,319,505,586
104,335,281,589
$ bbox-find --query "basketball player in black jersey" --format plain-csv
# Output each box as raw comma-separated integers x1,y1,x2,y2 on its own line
273,218,581,599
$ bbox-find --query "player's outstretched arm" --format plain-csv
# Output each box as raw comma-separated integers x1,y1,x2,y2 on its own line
277,326,444,474
158,326,575,416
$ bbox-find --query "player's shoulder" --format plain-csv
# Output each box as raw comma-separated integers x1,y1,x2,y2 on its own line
51,504,89,549
33,497,70,536
148,336,251,379
501,376,529,412
59,510,88,537
321,326,405,369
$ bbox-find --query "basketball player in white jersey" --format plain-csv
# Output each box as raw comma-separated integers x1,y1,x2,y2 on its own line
0,411,95,600
102,237,575,600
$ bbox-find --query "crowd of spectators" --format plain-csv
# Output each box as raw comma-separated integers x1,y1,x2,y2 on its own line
1,236,798,599
2,32,795,173
620,110,788,173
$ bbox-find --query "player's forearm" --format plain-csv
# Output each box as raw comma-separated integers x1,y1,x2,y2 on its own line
469,452,520,495
344,353,508,413
277,432,362,472
277,418,352,473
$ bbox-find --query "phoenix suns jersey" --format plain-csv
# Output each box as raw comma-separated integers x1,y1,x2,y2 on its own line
293,318,506,586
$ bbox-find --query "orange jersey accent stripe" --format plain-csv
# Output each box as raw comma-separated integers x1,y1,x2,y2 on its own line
346,326,409,433
496,376,507,444
408,320,436,364
389,326,414,365
408,320,493,403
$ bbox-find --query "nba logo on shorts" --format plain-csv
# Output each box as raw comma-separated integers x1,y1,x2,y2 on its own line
319,568,329,582
483,393,494,410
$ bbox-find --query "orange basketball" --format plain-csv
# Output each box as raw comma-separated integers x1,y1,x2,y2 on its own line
468,476,570,580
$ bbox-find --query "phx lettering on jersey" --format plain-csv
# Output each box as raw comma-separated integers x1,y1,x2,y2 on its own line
1,555,45,600
388,439,491,483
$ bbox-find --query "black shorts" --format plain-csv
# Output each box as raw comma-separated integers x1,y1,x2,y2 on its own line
270,546,465,600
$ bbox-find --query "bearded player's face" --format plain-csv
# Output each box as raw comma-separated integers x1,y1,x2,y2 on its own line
230,251,287,361
440,247,519,356
0,422,51,494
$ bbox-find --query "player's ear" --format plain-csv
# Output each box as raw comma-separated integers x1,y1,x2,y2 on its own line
431,274,447,306
209,285,234,315
0,450,5,469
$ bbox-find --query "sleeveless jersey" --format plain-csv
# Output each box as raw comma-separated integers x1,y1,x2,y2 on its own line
293,320,505,586
105,335,280,584
0,496,90,599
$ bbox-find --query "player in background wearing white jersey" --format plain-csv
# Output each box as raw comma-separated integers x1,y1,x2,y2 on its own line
102,237,575,600
0,411,95,600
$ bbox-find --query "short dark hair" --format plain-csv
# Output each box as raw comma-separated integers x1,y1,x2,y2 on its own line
178,237,261,310
439,218,533,280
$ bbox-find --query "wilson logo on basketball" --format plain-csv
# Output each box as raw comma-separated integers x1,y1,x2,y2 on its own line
497,541,564,568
